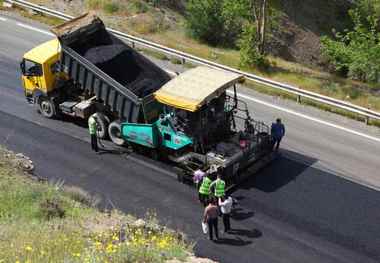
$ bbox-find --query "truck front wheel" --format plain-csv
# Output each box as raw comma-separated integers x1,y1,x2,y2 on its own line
38,97,56,119
108,121,126,146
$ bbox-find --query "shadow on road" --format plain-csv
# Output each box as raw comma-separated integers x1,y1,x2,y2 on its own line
230,207,254,221
240,149,318,192
229,228,262,239
214,237,253,246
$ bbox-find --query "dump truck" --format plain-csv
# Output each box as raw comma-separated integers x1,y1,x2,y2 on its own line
20,13,275,188
20,12,171,145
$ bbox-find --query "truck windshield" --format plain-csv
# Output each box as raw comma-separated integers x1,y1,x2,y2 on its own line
22,59,43,76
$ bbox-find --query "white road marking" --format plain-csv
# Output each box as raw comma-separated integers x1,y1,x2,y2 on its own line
16,23,54,36
0,17,7,22
229,91,380,144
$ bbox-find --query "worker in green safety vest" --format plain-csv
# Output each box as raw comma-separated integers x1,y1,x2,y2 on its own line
198,175,212,207
210,174,226,198
88,114,98,153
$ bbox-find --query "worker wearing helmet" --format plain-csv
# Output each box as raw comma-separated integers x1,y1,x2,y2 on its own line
88,113,98,153
210,174,226,199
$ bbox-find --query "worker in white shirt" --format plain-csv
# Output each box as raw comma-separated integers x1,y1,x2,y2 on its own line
218,195,233,233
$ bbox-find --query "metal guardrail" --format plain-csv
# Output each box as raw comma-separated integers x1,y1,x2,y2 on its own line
6,0,380,122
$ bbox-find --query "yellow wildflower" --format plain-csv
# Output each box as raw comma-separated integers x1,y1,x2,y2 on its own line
25,246,33,252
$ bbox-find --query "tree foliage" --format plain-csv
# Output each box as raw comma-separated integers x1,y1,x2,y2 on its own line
186,0,274,68
238,23,269,69
321,4,380,83
185,0,244,47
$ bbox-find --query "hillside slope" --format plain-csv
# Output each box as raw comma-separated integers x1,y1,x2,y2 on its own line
270,0,352,66
30,0,352,66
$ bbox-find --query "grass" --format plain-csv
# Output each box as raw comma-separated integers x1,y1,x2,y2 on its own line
14,5,63,25
138,47,169,61
0,147,192,263
103,1,120,14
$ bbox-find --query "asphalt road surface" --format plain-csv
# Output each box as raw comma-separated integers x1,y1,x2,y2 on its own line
1,13,380,263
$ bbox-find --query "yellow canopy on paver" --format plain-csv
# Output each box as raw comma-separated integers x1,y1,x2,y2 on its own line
154,67,244,112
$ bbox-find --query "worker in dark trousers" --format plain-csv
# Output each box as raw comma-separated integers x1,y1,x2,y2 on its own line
210,174,226,200
271,118,285,151
203,198,219,241
198,174,211,206
88,114,98,153
219,195,233,233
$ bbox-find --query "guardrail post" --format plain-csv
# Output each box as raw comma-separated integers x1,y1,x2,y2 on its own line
365,116,370,125
181,58,186,65
297,95,301,104
131,41,135,49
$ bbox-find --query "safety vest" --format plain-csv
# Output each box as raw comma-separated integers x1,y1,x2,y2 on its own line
214,179,225,197
88,116,97,135
199,177,212,195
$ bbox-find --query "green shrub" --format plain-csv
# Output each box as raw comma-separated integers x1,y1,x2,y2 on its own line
103,1,120,14
321,7,380,83
170,57,183,64
130,1,149,13
239,24,269,70
185,0,227,46
64,185,100,207
39,198,65,220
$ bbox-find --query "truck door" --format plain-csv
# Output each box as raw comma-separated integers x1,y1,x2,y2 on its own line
20,59,43,98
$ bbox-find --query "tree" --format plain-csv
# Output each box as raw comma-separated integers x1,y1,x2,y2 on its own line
185,0,247,47
321,8,380,82
238,23,268,69
185,0,226,46
248,0,268,54
238,0,271,68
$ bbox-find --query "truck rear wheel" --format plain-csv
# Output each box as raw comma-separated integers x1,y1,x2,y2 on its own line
93,113,109,140
38,97,56,119
108,121,125,146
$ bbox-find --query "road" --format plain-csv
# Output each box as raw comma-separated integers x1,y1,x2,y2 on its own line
1,12,380,263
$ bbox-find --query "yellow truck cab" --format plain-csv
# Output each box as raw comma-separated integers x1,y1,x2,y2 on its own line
20,39,60,113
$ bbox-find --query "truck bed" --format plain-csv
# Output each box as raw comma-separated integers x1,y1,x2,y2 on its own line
52,12,170,122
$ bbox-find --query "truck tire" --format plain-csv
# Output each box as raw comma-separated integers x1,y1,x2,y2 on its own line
38,97,56,119
93,113,109,140
108,121,125,146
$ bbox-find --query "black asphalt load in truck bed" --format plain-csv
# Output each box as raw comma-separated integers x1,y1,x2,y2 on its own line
84,45,141,88
69,28,170,98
